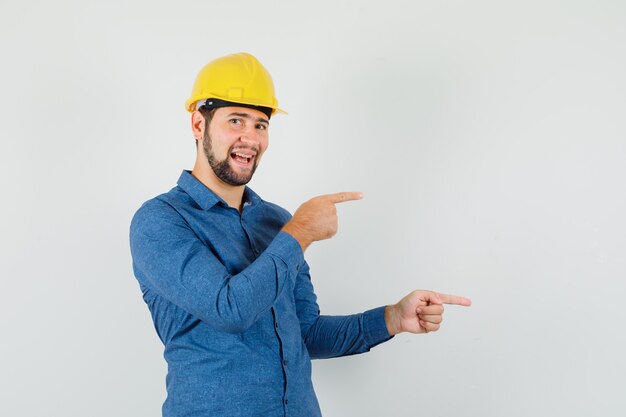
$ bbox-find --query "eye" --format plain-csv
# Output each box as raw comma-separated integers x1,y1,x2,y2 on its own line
256,123,268,130
229,118,243,126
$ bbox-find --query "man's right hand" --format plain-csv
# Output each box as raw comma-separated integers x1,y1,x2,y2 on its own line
281,192,363,252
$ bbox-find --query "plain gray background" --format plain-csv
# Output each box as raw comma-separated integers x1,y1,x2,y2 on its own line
1,0,625,416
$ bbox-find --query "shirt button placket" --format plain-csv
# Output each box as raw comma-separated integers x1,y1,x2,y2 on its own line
282,352,289,412
240,217,260,256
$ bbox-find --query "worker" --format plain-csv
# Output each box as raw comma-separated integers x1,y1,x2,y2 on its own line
129,52,472,417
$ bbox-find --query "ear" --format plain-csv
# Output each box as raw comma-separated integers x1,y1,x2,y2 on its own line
191,110,206,142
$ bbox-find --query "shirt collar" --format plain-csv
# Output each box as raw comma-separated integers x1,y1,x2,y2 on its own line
177,170,262,211
243,186,262,208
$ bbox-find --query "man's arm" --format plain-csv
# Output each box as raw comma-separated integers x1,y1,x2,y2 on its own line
293,262,392,359
129,199,303,334
292,264,472,358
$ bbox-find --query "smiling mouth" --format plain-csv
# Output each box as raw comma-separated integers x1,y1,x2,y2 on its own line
230,151,255,166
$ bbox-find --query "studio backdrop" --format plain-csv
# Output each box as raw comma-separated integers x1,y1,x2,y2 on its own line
1,1,624,416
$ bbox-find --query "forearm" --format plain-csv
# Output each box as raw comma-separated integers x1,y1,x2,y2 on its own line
131,219,304,333
303,307,393,359
202,234,301,332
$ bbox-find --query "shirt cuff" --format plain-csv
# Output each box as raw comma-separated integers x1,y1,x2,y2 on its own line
362,306,394,348
264,231,305,275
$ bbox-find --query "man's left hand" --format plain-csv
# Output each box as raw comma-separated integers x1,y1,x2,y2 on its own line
384,290,472,336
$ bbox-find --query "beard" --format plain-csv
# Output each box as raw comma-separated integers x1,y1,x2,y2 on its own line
202,130,259,186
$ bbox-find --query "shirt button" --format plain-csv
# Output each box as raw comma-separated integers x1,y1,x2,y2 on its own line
283,360,288,366
275,322,279,329
285,399,289,405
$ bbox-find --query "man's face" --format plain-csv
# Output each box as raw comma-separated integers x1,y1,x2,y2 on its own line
202,107,270,186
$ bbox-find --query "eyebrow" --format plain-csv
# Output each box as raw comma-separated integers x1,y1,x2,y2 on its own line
227,112,269,125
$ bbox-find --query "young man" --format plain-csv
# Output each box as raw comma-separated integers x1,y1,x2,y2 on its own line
129,52,471,417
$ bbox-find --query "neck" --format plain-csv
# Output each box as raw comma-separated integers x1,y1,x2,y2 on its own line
191,160,245,212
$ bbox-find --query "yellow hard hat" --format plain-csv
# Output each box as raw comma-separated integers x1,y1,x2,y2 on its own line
185,52,286,115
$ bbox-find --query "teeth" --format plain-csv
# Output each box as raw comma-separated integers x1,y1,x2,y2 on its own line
234,153,253,158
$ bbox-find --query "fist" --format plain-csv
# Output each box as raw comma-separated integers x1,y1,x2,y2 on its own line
282,192,363,251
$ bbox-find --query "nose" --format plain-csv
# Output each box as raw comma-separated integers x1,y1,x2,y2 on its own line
239,126,261,147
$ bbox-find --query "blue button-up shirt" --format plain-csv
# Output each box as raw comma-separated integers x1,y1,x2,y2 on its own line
129,170,392,417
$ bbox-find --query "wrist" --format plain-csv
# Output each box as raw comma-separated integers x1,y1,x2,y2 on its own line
281,222,311,252
384,304,402,336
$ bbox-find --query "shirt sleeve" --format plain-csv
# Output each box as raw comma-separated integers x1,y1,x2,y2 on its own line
129,199,303,334
294,262,394,359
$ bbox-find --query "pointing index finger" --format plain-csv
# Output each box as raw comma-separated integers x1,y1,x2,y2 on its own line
326,192,364,204
435,293,472,307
